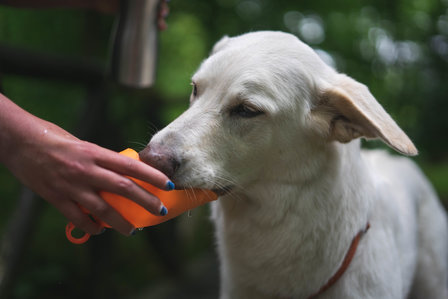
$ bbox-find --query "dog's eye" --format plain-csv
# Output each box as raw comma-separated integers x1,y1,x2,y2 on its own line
192,82,198,97
230,104,263,118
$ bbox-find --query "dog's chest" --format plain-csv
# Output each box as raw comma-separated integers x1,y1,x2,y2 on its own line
211,200,339,297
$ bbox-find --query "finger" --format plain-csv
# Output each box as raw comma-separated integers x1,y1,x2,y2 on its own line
75,191,135,236
95,149,173,191
158,19,167,31
54,198,103,235
157,0,169,30
159,0,169,18
92,168,165,216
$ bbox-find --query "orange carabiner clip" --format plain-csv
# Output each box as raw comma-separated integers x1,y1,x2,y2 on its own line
65,204,106,244
65,222,91,244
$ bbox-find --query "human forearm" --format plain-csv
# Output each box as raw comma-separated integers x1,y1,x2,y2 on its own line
0,93,62,163
0,93,172,236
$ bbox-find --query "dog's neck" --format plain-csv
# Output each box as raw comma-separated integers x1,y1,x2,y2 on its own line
221,139,372,226
215,139,374,297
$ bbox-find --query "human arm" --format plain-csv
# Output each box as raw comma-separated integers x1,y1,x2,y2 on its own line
0,93,172,236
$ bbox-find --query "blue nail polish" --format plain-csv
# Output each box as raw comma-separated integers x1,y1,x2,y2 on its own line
166,181,175,191
160,206,168,216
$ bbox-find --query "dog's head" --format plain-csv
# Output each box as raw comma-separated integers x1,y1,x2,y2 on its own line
140,31,417,194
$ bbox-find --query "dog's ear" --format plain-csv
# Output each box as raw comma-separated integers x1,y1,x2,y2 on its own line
211,35,230,54
311,74,418,156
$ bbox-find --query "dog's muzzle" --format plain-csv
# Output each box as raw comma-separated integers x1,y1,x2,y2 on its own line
139,144,180,180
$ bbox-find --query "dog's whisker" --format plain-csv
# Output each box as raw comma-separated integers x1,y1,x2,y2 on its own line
184,184,194,201
189,184,198,202
188,166,241,193
146,121,159,137
213,171,245,192
128,141,148,152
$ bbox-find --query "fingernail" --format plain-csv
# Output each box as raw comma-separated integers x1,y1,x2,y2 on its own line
166,181,175,191
160,206,168,216
130,229,136,236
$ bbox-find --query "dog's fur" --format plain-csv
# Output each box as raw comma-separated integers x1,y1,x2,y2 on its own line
140,31,448,298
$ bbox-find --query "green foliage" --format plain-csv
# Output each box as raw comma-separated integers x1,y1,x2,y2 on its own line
422,163,448,202
2,76,85,128
156,12,208,99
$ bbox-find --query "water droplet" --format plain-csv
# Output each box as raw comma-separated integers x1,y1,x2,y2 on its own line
187,210,193,218
137,227,144,231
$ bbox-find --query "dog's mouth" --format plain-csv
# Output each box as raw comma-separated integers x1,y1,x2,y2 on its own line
173,183,233,196
211,185,234,196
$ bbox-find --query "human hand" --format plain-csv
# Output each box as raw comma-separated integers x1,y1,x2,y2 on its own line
157,0,170,31
0,98,172,236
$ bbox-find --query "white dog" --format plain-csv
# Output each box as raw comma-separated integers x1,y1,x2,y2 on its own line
140,31,448,299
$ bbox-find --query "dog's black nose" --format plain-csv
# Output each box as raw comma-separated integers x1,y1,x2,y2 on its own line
139,144,180,179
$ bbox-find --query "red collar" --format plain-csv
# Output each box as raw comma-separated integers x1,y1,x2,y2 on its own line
307,222,371,299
